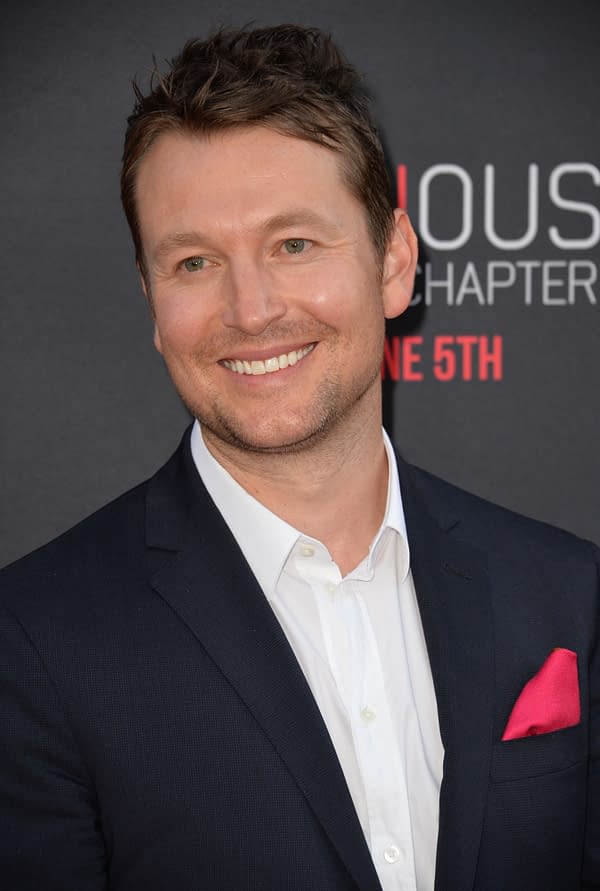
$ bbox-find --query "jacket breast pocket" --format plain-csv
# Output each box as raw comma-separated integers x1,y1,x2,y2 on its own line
490,721,587,783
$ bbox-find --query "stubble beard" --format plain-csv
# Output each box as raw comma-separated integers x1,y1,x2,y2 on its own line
170,340,384,459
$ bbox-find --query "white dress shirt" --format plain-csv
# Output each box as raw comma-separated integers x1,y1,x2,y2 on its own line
190,422,444,891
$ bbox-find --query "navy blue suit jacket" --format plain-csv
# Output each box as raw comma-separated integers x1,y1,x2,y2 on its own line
1,429,599,890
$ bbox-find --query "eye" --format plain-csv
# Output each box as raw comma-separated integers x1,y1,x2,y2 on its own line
181,256,206,272
283,238,309,255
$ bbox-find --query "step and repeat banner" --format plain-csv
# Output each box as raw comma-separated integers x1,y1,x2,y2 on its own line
1,0,598,565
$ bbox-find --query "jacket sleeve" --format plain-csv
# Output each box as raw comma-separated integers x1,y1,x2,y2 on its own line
0,605,108,890
582,544,600,889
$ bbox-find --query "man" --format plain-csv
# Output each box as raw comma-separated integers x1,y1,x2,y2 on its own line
1,24,598,891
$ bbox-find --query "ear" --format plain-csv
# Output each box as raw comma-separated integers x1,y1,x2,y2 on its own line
382,208,418,319
137,263,162,353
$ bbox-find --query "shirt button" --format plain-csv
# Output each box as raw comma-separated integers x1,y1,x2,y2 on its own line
360,706,376,723
383,845,401,864
324,581,336,593
299,543,315,557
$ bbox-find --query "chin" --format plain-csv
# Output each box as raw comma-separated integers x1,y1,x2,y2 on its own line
180,369,379,456
201,415,333,455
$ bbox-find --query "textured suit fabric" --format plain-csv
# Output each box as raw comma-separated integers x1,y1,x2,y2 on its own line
1,428,598,891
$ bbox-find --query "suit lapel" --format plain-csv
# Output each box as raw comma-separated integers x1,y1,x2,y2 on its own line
145,434,382,891
399,460,494,891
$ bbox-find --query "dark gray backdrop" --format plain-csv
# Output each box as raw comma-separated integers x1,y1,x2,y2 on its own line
2,0,599,567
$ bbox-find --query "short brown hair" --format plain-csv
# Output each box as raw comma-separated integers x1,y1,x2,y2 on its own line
121,25,394,274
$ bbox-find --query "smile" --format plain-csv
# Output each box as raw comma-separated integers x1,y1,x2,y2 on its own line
221,343,315,376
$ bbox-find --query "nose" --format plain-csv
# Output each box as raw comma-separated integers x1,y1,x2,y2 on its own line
221,259,286,335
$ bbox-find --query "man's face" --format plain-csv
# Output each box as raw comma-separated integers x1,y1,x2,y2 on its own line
135,126,415,454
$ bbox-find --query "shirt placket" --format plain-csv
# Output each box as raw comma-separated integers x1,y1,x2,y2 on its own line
292,540,418,891
338,579,417,891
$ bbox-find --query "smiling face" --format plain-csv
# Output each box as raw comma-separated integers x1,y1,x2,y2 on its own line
135,126,416,455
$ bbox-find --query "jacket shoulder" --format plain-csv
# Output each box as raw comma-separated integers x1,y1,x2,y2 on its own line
401,459,598,561
0,479,150,603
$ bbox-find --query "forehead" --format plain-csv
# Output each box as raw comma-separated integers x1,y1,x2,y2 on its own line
134,126,368,245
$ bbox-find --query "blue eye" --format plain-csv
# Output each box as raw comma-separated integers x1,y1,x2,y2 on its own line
182,256,206,272
283,239,306,254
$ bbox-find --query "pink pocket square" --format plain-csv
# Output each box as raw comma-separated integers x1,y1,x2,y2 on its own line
502,648,580,741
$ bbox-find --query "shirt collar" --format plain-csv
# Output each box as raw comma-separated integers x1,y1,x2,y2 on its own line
360,429,410,582
190,421,410,597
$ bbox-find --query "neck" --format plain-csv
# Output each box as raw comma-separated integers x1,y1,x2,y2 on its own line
201,399,389,577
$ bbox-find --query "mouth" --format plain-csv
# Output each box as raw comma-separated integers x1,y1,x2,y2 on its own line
221,343,316,376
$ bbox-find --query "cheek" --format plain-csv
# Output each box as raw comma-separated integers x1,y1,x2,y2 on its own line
153,295,213,352
305,266,383,330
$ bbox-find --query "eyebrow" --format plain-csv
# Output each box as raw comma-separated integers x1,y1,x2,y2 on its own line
152,208,342,261
154,231,208,261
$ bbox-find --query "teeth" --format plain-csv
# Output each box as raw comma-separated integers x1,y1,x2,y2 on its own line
222,343,315,375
